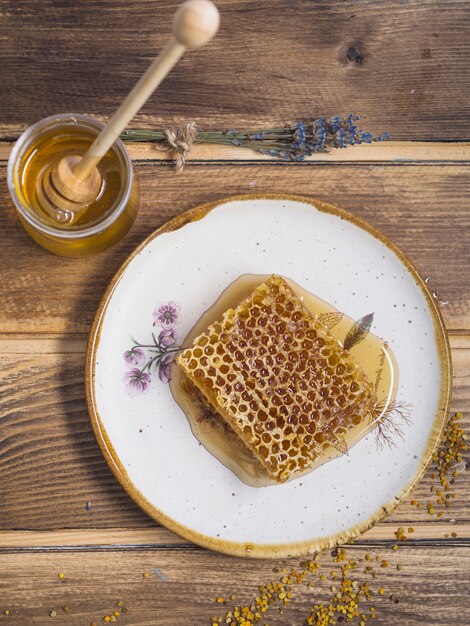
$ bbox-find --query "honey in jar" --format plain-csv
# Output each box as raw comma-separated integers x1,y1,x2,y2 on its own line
7,113,139,257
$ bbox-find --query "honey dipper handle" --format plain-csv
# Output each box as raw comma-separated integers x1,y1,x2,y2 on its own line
73,0,220,181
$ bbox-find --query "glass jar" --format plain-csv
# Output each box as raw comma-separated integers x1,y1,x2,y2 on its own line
7,113,139,257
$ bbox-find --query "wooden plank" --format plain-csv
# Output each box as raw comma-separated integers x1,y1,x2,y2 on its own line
0,546,468,625
1,1,470,141
1,523,469,551
0,164,469,334
0,529,187,551
0,336,86,355
0,337,468,531
2,140,470,164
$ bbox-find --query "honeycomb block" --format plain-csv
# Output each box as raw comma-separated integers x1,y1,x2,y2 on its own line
178,275,376,482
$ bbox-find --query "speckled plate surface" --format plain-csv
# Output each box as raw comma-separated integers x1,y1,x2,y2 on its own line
86,194,451,558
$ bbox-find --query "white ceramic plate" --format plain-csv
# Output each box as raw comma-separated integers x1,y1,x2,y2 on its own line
86,194,451,558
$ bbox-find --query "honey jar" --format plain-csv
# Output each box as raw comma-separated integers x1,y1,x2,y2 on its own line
7,113,139,256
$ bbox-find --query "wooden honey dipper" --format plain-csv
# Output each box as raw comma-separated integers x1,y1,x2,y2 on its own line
36,0,220,222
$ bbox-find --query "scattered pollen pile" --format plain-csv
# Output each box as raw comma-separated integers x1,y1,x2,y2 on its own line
210,546,405,626
410,411,467,523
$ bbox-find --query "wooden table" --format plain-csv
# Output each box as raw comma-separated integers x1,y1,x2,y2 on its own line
1,2,469,624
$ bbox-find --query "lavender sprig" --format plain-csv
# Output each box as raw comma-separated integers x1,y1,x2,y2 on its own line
120,114,389,162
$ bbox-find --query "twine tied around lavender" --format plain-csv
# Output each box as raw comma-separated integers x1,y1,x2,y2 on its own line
154,121,198,171
120,114,390,170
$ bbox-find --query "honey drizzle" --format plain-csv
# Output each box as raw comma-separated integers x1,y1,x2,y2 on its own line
170,275,398,487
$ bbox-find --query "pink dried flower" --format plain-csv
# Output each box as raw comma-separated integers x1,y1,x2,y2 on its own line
123,368,151,396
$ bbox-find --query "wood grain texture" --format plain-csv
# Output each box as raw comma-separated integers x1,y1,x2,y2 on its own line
0,546,469,625
0,336,468,531
1,524,470,551
1,1,470,140
1,164,469,335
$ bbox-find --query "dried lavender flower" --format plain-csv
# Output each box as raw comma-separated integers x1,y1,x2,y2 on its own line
121,114,389,165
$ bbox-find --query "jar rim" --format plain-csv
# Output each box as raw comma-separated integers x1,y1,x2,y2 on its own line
7,113,134,240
